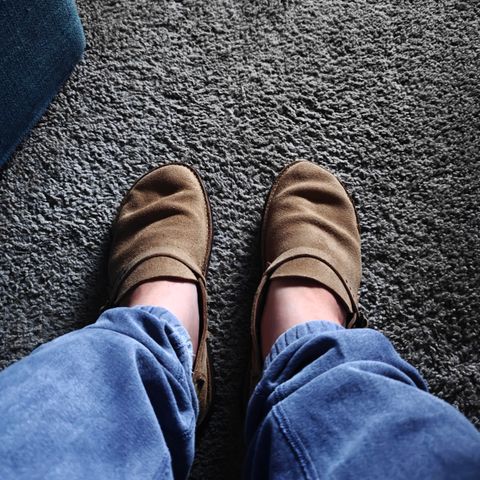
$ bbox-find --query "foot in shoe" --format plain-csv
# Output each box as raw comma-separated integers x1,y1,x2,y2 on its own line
123,279,200,354
260,278,347,358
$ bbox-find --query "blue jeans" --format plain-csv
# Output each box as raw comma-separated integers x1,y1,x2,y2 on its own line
0,0,84,167
0,307,479,479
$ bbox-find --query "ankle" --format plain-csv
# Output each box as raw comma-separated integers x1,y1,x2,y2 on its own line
260,278,347,358
123,279,200,353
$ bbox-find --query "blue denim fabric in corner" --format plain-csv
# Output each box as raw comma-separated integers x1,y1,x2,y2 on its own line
245,320,480,480
0,309,479,479
0,306,198,480
0,0,85,167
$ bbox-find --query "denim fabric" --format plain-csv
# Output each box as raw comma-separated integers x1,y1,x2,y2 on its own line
245,320,480,479
0,307,198,480
0,311,479,479
0,0,85,167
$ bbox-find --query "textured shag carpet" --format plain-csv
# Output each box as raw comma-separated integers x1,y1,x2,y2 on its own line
1,0,479,477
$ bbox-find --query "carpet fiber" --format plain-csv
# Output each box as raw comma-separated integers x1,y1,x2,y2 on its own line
1,0,479,477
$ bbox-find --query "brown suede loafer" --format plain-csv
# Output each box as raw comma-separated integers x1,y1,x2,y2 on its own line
107,163,213,427
250,160,367,389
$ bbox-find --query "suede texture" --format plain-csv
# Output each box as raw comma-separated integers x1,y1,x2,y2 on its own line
108,164,211,304
262,161,361,318
249,161,363,388
108,163,213,426
1,0,479,478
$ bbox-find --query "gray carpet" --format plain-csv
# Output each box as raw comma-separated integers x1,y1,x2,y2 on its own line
1,0,479,477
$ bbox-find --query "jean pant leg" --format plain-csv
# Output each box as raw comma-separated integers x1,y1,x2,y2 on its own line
0,306,198,480
245,320,480,480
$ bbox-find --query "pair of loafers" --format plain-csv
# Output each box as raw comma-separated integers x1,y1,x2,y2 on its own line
107,161,366,427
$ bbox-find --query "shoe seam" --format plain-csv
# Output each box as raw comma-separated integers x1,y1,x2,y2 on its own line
260,160,306,267
179,164,213,274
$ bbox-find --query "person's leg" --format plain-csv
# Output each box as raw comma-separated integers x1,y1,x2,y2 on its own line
0,304,197,480
0,163,214,479
122,279,200,353
246,161,480,479
245,279,480,479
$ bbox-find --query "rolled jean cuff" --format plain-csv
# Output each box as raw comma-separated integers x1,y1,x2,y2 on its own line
265,320,344,369
102,305,195,372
